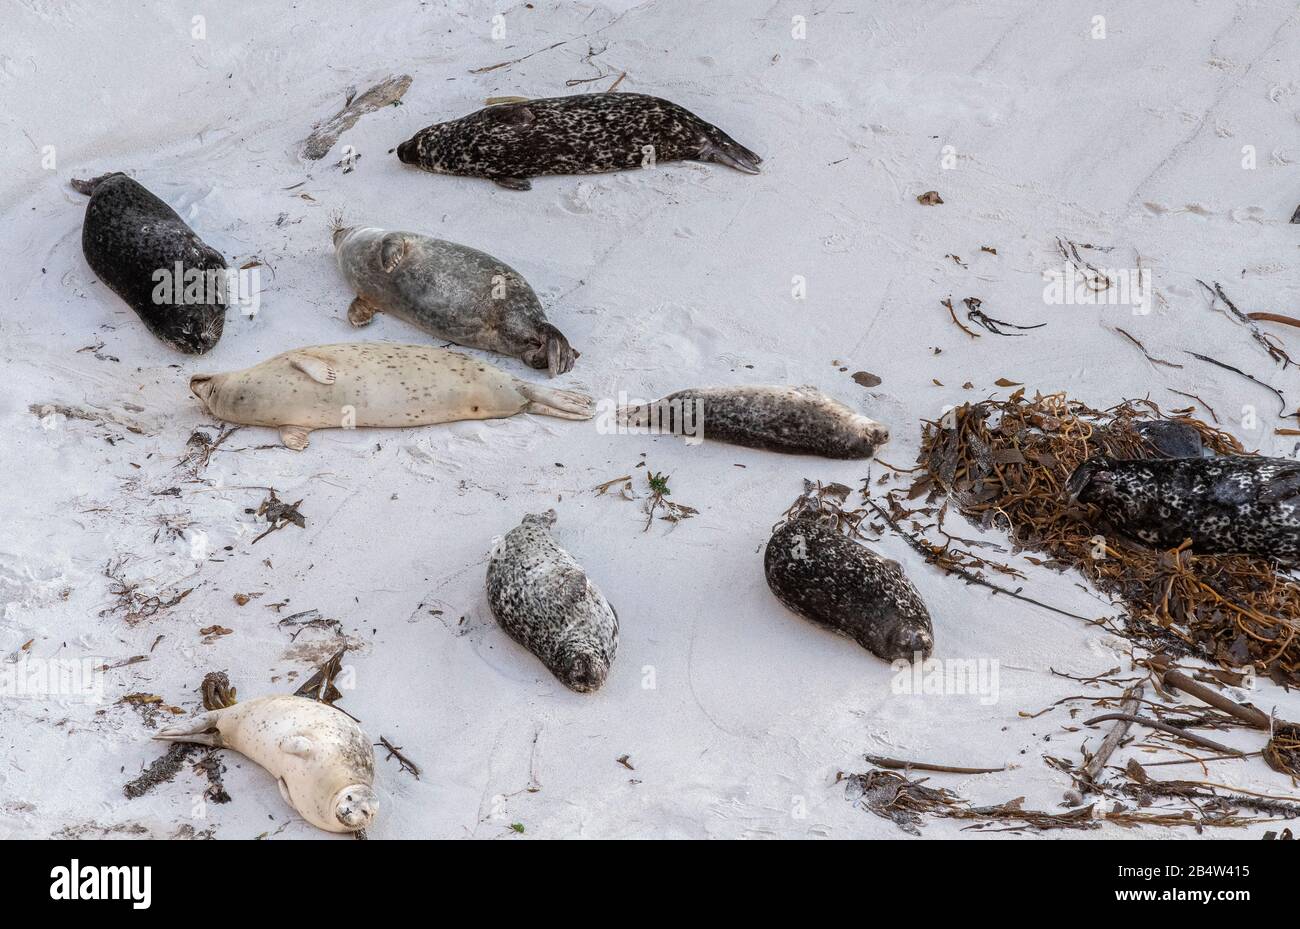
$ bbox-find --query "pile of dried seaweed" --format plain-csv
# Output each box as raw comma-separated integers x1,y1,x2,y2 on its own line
899,392,1299,684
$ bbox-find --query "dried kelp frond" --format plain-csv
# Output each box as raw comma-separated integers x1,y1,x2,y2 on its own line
912,393,1299,683
1264,723,1300,779
842,770,962,835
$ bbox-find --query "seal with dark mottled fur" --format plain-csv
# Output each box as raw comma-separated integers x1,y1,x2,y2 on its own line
1066,454,1300,558
396,92,761,190
73,172,226,354
618,385,888,458
765,512,934,661
486,510,618,693
333,225,577,375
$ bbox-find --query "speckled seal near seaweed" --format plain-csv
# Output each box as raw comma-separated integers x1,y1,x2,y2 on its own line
765,510,934,662
333,224,578,375
396,92,761,190
73,172,226,354
618,385,889,458
1066,454,1300,558
486,510,618,693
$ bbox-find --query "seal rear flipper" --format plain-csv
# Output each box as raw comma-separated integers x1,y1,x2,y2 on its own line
515,382,594,420
698,133,762,175
533,323,577,376
492,176,533,191
154,711,225,747
348,297,378,327
279,425,312,451
287,352,338,385
70,172,127,196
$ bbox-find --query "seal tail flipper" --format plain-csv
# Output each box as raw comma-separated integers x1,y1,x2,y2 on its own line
542,324,578,376
70,172,125,196
698,131,762,175
515,382,594,420
154,711,225,748
279,425,312,451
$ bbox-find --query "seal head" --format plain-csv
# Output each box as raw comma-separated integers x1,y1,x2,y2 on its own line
333,783,379,830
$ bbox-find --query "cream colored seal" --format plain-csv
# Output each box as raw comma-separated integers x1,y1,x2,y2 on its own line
189,341,594,449
155,694,377,834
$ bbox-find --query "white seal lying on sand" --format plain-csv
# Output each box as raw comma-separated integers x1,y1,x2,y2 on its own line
155,695,377,834
486,510,618,693
333,225,578,376
190,342,594,449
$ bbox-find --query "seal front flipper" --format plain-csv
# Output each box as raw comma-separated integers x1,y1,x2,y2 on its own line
279,425,312,451
280,734,315,758
287,352,337,385
348,296,379,327
492,176,533,191
379,233,408,272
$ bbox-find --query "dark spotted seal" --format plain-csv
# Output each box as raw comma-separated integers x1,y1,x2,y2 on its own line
73,172,226,354
618,385,888,458
333,225,577,375
765,512,934,662
1066,454,1300,558
486,510,618,693
396,92,761,190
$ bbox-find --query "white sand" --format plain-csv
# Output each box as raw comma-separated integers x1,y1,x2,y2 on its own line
2,1,1298,839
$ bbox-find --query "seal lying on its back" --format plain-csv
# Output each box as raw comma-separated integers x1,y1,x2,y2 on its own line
73,172,226,354
397,92,761,190
765,512,934,662
333,225,577,375
190,342,593,450
155,695,377,833
618,385,889,458
486,510,618,693
1066,454,1300,558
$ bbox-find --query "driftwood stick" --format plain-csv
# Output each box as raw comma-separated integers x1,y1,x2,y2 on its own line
1083,713,1243,756
864,754,1005,775
1145,656,1270,730
1082,684,1145,789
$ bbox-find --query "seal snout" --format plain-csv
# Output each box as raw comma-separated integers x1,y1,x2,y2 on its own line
334,784,378,830
888,627,934,663
564,652,609,694
396,137,418,165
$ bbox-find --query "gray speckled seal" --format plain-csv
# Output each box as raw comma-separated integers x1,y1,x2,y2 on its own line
1066,454,1300,558
396,92,761,190
73,172,226,354
333,225,576,375
486,510,618,693
765,512,934,662
618,385,889,458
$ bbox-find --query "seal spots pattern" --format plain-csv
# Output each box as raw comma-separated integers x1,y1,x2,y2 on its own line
619,384,889,458
333,226,577,375
1067,454,1300,558
764,512,935,662
486,510,618,693
397,92,761,189
75,172,227,354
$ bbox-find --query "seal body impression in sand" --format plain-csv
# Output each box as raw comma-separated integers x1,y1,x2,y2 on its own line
156,695,377,833
396,92,761,190
333,225,577,375
486,510,618,693
189,342,594,450
765,511,934,662
74,173,226,354
619,385,888,458
1067,454,1300,558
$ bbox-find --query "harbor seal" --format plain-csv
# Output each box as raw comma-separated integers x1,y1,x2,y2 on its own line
333,225,577,376
396,92,762,190
617,385,889,458
190,342,594,450
73,172,226,354
765,512,934,662
486,510,618,693
1066,454,1300,558
155,694,377,833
